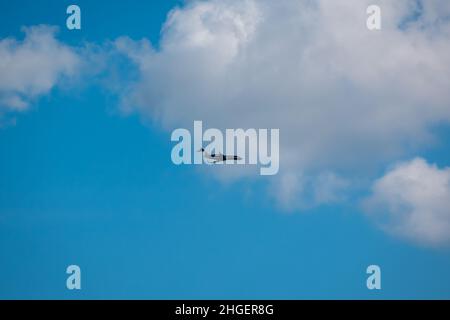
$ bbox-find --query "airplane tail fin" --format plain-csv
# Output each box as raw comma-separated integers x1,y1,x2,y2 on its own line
198,148,211,158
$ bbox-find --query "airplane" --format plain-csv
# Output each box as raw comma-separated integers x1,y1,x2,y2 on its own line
198,148,242,164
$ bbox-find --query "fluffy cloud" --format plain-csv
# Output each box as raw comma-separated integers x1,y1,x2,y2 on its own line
1,1,449,246
113,0,450,210
0,25,80,116
363,158,450,247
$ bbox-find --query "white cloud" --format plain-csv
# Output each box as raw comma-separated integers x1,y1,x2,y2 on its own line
0,1,448,246
273,171,349,211
0,25,80,115
113,0,450,210
363,158,450,247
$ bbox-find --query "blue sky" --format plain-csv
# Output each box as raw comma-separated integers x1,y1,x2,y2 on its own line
1,0,450,299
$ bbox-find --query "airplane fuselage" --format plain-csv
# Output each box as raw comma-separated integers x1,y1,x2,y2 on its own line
203,152,241,163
